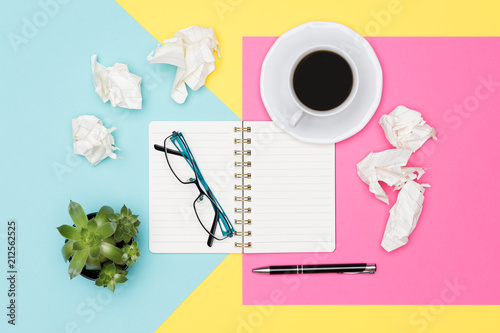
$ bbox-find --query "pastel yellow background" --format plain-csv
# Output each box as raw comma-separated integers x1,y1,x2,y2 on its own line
114,0,500,331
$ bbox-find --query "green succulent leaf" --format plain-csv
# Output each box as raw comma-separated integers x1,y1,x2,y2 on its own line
95,278,104,287
107,280,116,293
87,219,97,233
129,228,137,237
68,200,88,230
57,225,81,241
62,241,75,262
89,245,101,258
103,262,117,275
114,274,128,284
113,227,124,242
120,205,128,216
85,257,101,270
103,236,116,245
100,242,124,264
68,248,88,279
108,213,119,222
96,222,116,239
80,228,89,239
129,215,139,223
123,235,132,244
95,206,114,226
73,241,87,251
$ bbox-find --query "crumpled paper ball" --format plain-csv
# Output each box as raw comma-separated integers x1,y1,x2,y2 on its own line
356,149,426,205
72,115,120,166
91,54,143,109
379,105,437,152
381,180,428,252
147,25,221,104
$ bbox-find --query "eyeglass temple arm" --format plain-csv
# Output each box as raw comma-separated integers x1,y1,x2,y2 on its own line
207,213,217,247
154,144,183,156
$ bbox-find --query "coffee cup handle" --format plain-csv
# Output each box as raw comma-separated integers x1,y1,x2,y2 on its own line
289,109,305,127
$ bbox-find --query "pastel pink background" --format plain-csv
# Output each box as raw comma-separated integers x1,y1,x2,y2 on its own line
242,37,500,305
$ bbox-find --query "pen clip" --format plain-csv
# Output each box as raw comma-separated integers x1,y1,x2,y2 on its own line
338,271,375,275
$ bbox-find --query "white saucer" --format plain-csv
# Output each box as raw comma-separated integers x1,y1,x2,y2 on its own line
260,21,383,144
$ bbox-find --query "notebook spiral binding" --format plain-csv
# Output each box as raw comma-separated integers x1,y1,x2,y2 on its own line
234,126,252,249
235,219,251,224
235,196,251,201
235,207,251,213
235,231,252,236
235,173,251,179
235,242,252,248
234,126,251,132
234,138,251,144
234,150,251,156
234,161,251,167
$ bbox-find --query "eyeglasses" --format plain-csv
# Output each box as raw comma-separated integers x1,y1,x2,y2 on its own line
154,131,235,247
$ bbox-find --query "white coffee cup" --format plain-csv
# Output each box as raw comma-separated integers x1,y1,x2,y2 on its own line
288,45,359,127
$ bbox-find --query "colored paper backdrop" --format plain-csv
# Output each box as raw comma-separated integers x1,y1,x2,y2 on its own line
242,36,500,305
0,1,236,332
1,0,500,332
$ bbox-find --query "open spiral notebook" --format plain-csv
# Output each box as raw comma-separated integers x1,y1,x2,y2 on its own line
149,120,335,253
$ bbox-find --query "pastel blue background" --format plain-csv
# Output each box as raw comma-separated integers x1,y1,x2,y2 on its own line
0,0,236,332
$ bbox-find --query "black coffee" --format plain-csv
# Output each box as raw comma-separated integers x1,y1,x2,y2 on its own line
292,50,353,111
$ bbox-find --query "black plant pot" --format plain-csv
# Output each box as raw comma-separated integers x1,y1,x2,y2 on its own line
67,212,130,281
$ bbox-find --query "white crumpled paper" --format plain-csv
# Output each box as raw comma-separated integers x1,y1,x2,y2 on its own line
382,181,428,252
379,105,437,152
357,106,436,252
147,25,221,104
72,115,120,166
356,149,425,204
91,54,143,109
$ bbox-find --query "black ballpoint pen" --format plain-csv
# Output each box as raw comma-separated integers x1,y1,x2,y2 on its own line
252,263,376,275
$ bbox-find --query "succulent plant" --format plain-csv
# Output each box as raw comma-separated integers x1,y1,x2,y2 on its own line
121,241,140,267
95,262,128,292
109,205,141,243
58,201,141,292
58,201,125,279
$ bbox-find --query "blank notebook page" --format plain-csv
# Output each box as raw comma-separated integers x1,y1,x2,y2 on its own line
245,121,336,253
149,121,240,253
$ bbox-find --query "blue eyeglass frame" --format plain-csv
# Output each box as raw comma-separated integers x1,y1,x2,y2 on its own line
154,131,235,246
